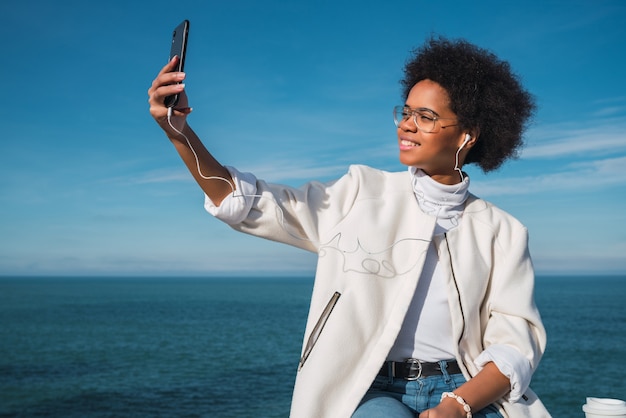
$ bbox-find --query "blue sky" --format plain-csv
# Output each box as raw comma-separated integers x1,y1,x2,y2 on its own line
1,0,625,277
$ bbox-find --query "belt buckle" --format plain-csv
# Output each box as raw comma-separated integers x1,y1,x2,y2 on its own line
404,358,422,381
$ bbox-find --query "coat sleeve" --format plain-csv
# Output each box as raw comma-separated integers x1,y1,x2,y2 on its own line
224,165,366,253
204,166,259,224
480,221,546,395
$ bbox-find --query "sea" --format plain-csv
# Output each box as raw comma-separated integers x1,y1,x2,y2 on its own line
0,275,624,417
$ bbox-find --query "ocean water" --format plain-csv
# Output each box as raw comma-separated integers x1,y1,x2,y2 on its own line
0,275,624,417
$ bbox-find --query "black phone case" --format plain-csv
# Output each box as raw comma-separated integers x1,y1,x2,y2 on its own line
164,20,189,108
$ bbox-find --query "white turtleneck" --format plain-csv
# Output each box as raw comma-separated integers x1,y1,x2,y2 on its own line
387,167,470,362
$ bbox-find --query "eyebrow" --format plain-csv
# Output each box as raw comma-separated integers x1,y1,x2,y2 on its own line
404,105,441,117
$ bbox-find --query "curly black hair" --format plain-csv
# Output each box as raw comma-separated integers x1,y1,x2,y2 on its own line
401,36,536,172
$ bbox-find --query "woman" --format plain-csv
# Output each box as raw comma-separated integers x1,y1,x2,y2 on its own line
148,37,549,418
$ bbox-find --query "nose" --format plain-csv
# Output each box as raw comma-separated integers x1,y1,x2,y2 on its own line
398,115,417,132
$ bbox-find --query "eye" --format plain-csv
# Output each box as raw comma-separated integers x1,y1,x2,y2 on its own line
417,112,435,122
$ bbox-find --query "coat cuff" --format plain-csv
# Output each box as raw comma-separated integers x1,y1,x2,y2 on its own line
474,344,532,402
204,166,257,225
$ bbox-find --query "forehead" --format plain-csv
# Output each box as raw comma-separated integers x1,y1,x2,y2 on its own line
406,79,453,115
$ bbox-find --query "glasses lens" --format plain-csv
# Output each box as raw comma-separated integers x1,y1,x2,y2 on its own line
393,106,407,127
414,110,436,132
393,106,437,132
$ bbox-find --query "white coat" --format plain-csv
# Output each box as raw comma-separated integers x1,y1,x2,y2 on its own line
226,165,549,418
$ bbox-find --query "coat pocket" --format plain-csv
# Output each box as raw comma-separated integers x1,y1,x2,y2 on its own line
298,291,341,370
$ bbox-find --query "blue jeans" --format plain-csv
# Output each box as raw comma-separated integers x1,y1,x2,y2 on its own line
352,361,503,418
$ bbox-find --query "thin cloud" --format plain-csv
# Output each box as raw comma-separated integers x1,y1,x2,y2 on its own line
593,106,626,118
102,169,193,185
242,159,349,183
111,159,348,187
132,170,192,184
522,117,626,159
472,155,626,196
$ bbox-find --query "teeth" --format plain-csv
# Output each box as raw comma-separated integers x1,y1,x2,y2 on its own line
401,140,417,147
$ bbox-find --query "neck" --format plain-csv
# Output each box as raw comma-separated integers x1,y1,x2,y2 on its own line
421,170,464,186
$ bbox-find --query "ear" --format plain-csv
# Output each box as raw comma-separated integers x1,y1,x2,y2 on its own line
459,128,480,150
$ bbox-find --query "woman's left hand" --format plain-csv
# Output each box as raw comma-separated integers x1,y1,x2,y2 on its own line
420,362,510,418
419,399,466,418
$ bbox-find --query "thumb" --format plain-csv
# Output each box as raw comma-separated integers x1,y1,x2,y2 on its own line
171,106,193,115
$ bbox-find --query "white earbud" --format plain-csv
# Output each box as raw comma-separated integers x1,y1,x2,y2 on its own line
453,134,471,190
459,134,471,150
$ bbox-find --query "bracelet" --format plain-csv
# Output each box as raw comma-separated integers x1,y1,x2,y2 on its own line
441,392,472,418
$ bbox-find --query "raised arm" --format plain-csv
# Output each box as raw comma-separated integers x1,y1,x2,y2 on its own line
147,56,234,205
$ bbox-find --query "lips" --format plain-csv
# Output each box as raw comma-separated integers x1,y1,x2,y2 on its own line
399,137,420,151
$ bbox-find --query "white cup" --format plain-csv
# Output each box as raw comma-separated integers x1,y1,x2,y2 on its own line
582,398,626,418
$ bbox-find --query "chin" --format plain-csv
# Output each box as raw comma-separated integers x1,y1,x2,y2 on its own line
398,155,419,167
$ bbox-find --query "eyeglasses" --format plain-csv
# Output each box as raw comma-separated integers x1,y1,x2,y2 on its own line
393,105,458,133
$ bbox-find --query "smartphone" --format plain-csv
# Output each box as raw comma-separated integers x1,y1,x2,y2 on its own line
164,20,190,108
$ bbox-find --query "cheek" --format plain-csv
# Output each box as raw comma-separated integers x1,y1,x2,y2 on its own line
428,137,457,155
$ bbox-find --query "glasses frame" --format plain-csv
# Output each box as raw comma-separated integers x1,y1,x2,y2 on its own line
393,105,458,133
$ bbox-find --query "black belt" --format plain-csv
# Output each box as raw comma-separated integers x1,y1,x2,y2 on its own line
378,359,462,381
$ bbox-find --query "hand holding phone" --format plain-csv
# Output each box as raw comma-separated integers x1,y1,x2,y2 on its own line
164,20,190,108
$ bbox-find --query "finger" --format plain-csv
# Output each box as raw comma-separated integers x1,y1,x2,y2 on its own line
159,55,179,76
170,107,193,118
148,58,180,96
148,71,185,97
148,82,186,109
156,57,186,84
148,56,185,95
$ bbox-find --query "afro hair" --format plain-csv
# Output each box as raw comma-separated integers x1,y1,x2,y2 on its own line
401,36,536,172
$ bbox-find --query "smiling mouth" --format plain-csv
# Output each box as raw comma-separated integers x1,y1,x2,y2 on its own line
400,139,419,148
